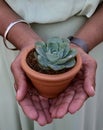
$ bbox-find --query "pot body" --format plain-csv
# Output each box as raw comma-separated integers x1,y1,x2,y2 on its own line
21,46,82,98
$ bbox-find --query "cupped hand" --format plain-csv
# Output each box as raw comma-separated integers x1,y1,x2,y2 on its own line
11,45,97,123
49,46,97,118
11,48,52,126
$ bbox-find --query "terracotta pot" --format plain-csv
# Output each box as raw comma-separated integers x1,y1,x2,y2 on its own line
21,46,82,98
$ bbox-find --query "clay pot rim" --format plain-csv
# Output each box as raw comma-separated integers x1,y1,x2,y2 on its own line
21,45,82,81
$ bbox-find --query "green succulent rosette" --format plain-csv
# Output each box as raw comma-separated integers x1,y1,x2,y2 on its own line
34,37,77,71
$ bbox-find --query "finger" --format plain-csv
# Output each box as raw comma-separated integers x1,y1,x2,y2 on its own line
19,95,38,120
14,81,27,101
83,59,97,96
68,86,88,114
39,96,52,124
11,58,28,101
32,95,51,126
50,96,62,118
49,95,60,117
56,90,75,118
50,89,75,118
49,98,58,113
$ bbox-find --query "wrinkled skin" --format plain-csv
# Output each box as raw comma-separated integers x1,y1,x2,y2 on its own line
11,46,97,126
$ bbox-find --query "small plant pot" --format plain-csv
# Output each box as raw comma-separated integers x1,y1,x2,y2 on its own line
21,46,82,98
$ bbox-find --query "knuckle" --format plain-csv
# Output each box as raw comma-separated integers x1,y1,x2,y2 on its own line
11,61,16,72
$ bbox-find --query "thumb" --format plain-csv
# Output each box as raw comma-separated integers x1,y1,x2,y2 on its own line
84,60,97,97
15,77,27,101
84,80,95,97
11,55,28,101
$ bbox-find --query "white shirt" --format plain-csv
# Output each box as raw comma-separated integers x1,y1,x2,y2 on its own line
5,0,102,23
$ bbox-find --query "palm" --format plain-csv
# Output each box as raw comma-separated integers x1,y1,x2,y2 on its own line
49,68,88,118
18,81,52,126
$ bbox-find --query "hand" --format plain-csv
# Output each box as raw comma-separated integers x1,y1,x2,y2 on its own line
11,48,52,126
49,47,97,118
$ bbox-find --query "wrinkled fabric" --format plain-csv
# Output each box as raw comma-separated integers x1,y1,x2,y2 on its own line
5,0,102,23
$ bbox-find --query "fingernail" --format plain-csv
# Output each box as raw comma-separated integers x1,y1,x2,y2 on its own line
90,86,95,96
16,90,21,100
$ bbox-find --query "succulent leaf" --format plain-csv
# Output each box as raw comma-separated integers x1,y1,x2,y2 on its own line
46,51,59,63
47,40,59,53
62,44,70,57
65,58,76,68
37,55,48,68
48,64,66,71
35,41,46,57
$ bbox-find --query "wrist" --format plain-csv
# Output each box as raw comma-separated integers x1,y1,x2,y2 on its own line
3,19,30,50
20,37,42,51
6,21,42,50
68,36,89,53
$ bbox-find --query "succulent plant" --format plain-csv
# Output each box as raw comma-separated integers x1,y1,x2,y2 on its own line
34,37,77,71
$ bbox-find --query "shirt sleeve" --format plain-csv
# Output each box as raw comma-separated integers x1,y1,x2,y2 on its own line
78,0,102,17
